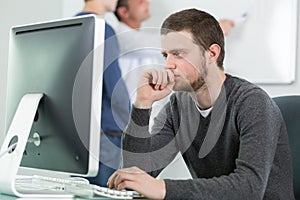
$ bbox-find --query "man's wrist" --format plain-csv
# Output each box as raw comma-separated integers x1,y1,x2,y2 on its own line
159,179,166,199
134,100,153,109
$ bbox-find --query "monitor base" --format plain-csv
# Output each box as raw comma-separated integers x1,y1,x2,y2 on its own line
0,93,43,197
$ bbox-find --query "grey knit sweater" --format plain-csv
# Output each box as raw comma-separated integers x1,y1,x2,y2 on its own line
122,74,294,199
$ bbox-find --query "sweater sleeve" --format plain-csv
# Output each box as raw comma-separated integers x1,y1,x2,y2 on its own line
122,101,180,177
164,89,285,200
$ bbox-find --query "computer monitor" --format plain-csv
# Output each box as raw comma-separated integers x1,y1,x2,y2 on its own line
1,14,104,183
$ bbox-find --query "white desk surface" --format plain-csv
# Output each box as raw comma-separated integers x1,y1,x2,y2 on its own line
0,194,125,200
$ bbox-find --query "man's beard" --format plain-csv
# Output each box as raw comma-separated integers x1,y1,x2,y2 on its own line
174,61,208,92
191,75,206,91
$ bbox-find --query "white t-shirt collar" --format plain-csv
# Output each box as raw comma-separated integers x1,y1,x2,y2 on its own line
195,102,213,118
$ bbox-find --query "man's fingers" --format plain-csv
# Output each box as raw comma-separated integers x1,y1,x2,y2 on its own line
107,168,135,189
113,171,141,190
159,70,169,89
107,171,118,188
155,70,175,90
145,69,174,91
166,69,175,83
116,180,139,192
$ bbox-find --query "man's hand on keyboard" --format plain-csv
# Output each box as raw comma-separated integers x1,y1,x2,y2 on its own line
107,166,166,200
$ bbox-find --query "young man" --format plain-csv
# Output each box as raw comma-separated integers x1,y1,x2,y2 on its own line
75,0,130,187
107,9,294,199
114,0,235,112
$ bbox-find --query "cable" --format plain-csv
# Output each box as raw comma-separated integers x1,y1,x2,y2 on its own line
0,142,17,158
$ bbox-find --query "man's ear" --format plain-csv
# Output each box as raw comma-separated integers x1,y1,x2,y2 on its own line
116,7,129,20
208,44,221,64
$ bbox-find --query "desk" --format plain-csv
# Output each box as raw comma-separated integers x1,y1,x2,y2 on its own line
0,194,128,200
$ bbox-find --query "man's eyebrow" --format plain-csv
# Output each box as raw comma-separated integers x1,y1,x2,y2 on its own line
161,48,186,54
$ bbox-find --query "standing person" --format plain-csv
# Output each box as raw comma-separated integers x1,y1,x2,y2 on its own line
114,0,235,36
107,8,294,200
114,0,165,127
114,0,161,95
75,0,130,187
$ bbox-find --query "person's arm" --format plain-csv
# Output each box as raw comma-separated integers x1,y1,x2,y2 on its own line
108,69,178,199
122,99,180,176
121,69,178,175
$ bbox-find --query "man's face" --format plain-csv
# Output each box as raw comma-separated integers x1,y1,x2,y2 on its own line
127,0,150,23
103,0,118,12
161,31,208,92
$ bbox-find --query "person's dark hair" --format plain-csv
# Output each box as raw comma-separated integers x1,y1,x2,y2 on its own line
114,0,129,21
161,8,225,69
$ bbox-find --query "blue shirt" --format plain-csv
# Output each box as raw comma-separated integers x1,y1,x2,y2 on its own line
75,12,130,132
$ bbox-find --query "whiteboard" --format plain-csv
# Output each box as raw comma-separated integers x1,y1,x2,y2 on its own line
147,0,298,84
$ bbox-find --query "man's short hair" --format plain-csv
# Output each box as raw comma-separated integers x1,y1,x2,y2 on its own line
161,9,225,69
114,0,129,21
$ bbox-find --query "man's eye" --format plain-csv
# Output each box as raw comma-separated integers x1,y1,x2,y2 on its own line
174,52,182,57
162,53,167,59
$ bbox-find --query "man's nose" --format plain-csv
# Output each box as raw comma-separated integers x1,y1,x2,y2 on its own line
164,55,176,70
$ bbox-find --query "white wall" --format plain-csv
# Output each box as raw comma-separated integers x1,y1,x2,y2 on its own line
0,0,63,146
61,0,120,29
62,0,83,17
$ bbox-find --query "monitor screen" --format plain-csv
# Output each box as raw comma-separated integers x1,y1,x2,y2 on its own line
4,15,104,176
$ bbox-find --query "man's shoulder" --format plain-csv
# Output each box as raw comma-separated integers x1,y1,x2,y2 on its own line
225,74,264,95
225,74,274,109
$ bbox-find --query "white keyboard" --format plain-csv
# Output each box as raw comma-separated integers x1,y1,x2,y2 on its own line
15,175,143,199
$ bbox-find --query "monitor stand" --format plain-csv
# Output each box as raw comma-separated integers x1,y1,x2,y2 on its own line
0,93,43,197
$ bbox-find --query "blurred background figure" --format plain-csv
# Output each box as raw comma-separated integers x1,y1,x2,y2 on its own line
75,0,130,187
114,0,166,126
